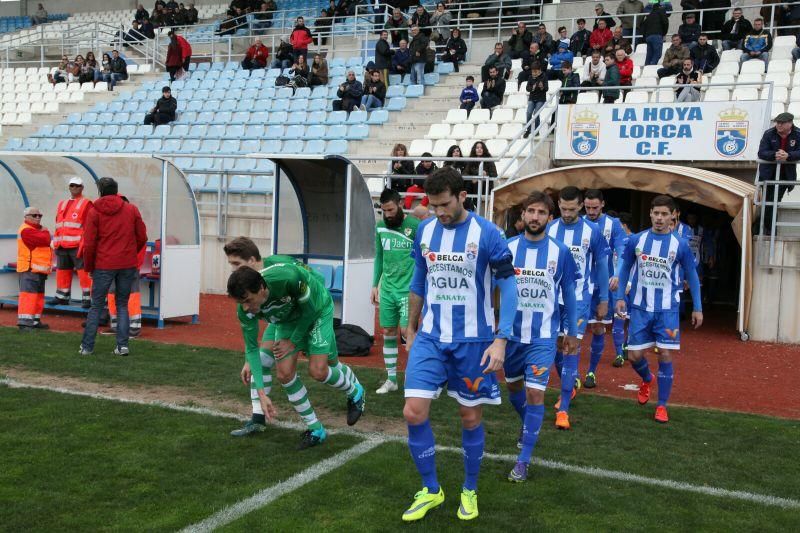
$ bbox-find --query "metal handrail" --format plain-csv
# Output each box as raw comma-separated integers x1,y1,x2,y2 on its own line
753,161,800,266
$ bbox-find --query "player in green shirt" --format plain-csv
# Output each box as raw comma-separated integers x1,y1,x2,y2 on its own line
228,259,366,449
371,189,419,394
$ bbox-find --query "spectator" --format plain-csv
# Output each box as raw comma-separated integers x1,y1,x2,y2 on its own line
691,34,720,73
328,0,344,21
314,9,331,45
784,1,800,34
615,48,634,88
165,34,184,81
547,40,574,80
674,58,702,102
374,30,393,83
77,55,95,84
390,143,414,191
309,53,328,87
80,177,148,357
644,0,674,16
440,27,466,73
593,3,617,29
606,26,632,54
85,52,100,83
16,206,52,332
657,34,689,78
557,26,569,43
480,66,506,111
167,30,191,72
481,42,512,82
700,0,729,36
123,21,146,45
333,70,363,112
678,12,701,49
581,50,607,88
430,2,452,45
720,8,751,50
217,7,246,36
569,18,592,56
524,61,548,138
288,54,309,86
391,39,411,79
271,39,294,69
459,75,479,114
242,38,269,70
48,55,69,85
757,112,800,233
411,4,432,37
590,19,613,51
290,16,313,61
641,0,669,65
135,4,149,21
444,144,466,173
360,70,386,111
508,21,533,59
30,3,48,25
793,33,800,62
144,86,177,126
464,141,498,179
415,153,438,176
517,42,545,89
740,18,772,66
408,25,429,85
104,49,128,91
95,53,111,84
140,17,155,39
252,2,274,31
616,0,644,38
532,23,554,55
186,2,199,24
601,53,621,103
385,8,409,47
558,61,581,104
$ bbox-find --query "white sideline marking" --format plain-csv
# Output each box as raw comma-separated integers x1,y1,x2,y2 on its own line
3,377,799,511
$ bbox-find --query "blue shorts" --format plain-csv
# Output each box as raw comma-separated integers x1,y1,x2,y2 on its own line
503,339,557,391
559,300,590,339
404,335,501,407
627,308,681,351
589,289,613,324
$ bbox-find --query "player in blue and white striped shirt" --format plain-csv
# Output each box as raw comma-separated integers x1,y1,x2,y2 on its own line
547,186,609,430
503,191,579,483
402,168,518,522
616,195,703,424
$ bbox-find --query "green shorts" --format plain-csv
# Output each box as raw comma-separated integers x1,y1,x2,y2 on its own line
379,288,409,328
261,302,338,363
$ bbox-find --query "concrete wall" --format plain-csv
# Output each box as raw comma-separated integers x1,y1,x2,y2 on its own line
749,238,800,344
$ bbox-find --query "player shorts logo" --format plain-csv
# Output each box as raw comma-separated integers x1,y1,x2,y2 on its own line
462,376,484,393
530,365,547,377
466,242,478,261
665,328,679,339
715,106,748,158
570,109,599,157
547,260,557,276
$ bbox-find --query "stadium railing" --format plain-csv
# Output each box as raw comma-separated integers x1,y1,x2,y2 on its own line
754,161,800,266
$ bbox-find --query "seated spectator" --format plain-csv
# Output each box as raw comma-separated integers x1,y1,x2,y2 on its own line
444,144,466,173
390,143,414,191
605,26,632,55
123,21,146,45
217,7,246,36
720,8,752,51
288,54,309,86
440,28,466,73
328,0,344,22
532,23,553,55
517,42,545,89
384,7,409,47
150,6,166,27
601,53,620,103
270,39,294,69
557,26,569,43
411,4,432,37
290,16,313,60
430,2,453,45
616,0,643,38
524,61,548,138
581,50,606,88
94,53,111,84
47,55,69,85
481,42,512,82
374,30,393,83
186,3,199,24
85,52,99,82
391,39,411,78
657,34,689,78
31,3,47,25
459,75,479,115
144,86,177,126
678,12,701,50
590,19,613,51
740,18,772,65
691,34,719,73
77,55,95,84
242,38,269,70
569,18,591,57
165,34,184,81
675,58,702,102
408,25,429,84
332,70,363,112
793,33,800,62
360,70,386,111
558,61,581,104
464,141,498,179
105,49,128,91
593,3,617,29
480,66,506,111
140,18,155,39
135,4,149,22
309,53,328,87
547,39,574,80
415,153,438,176
507,21,533,59
615,48,634,89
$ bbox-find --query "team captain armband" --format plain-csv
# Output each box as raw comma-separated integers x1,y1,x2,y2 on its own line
492,256,515,279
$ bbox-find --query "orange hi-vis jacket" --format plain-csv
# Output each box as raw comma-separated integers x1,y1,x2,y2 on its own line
17,222,53,274
54,195,91,249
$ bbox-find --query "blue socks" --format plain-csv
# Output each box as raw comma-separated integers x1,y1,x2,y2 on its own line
632,357,652,382
462,424,485,491
657,361,674,406
408,420,439,493
559,351,579,413
518,404,545,464
612,317,626,355
509,388,526,420
554,350,564,377
589,333,605,373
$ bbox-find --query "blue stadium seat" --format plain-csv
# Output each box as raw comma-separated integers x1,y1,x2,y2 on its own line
251,111,269,124
423,73,440,85
325,124,347,139
327,139,348,154
255,159,275,173
251,175,274,193
305,139,326,153
202,99,221,112
94,102,109,113
200,139,221,152
144,138,163,152
228,175,253,192
228,89,244,101
194,89,210,101
346,110,367,123
107,138,126,152
52,124,69,137
5,138,22,150
254,99,272,112
289,98,308,112
267,68,282,77
37,125,54,137
405,84,424,97
220,99,238,112
327,86,340,98
283,140,304,153
267,111,287,124
206,70,221,81
21,137,39,150
226,124,246,137
225,61,239,71
111,113,131,125
272,98,290,112
162,138,181,152
90,139,109,152
250,68,266,79
388,74,402,85
215,111,233,124
286,111,307,124
108,101,125,113
347,57,363,68
67,124,87,137
101,125,120,137
206,124,225,138
385,85,404,98
72,138,91,151
193,157,216,170
79,112,98,125
230,79,246,90
262,139,282,152
310,86,327,99
328,76,346,87
209,62,224,71
242,88,259,99
172,124,190,138
66,112,81,124
276,87,294,99
234,157,257,171
326,111,347,125
124,139,145,153
329,66,346,78
208,88,226,100
153,124,171,137
386,97,407,111
293,87,312,99
182,139,202,153
122,100,139,113
187,174,206,189
436,62,455,75
245,77,262,89
265,125,285,138
130,112,146,124
236,99,255,112
306,124,326,139
347,124,370,139
175,156,193,169
234,69,250,79
328,58,346,68
117,91,133,101
310,264,334,287
54,138,73,151
85,124,103,137
332,265,344,292
244,124,265,138
202,174,221,191
187,99,204,112
118,124,136,138
177,111,198,124
307,99,327,112
285,125,305,139
307,110,326,124
367,109,389,124
220,139,241,154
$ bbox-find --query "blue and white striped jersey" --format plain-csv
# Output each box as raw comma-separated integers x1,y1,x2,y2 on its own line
508,235,578,342
547,217,609,302
585,213,627,279
410,212,512,343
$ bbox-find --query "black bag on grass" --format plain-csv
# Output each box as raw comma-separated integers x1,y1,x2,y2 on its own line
335,324,373,356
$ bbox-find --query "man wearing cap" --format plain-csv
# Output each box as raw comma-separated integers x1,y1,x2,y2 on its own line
757,112,800,234
52,177,93,307
17,207,52,332
144,86,177,126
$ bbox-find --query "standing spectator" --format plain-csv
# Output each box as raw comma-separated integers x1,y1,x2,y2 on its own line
144,86,177,126
720,8,751,51
593,3,617,29
391,39,411,79
590,19,613,51
517,42,544,89
242,38,269,70
430,2,452,45
558,61,581,104
408,25,429,85
53,177,92,308
606,26,632,54
507,21,533,59
332,70,363,112
740,18,772,66
678,12,701,49
616,0,644,38
464,141,498,179
290,16,313,60
79,177,148,356
524,61,548,138
186,2,199,24
104,49,128,91
481,42,512,82
792,33,800,62
271,39,294,69
165,34,184,81
480,66,506,111
675,58,702,102
411,4,432,37
615,48,634,88
444,145,466,173
547,40,574,80
135,4,149,21
532,23,554,55
641,1,669,65
581,50,607,88
701,0,730,36
309,53,328,87
784,1,800,34
360,70,386,111
374,30,393,84
440,28,466,72
691,34,720,73
314,9,331,45
16,207,52,332
459,75,479,115
30,3,48,25
657,34,689,78
757,112,800,233
385,8,409,47
601,53,621,103
570,18,592,56
390,143,414,192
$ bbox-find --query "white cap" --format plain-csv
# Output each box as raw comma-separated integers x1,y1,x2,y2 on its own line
68,177,83,186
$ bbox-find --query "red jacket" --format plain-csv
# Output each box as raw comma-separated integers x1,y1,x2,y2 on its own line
166,43,183,67
616,58,634,84
590,28,612,49
20,223,52,249
177,35,192,59
290,26,313,49
403,184,429,209
81,195,147,272
245,44,270,66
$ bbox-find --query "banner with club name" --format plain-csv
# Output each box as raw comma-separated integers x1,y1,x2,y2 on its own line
554,100,770,161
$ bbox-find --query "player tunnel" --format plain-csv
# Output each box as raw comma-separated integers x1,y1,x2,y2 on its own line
490,163,756,338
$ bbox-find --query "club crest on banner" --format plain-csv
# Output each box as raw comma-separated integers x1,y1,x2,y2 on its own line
570,109,599,157
715,106,748,158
